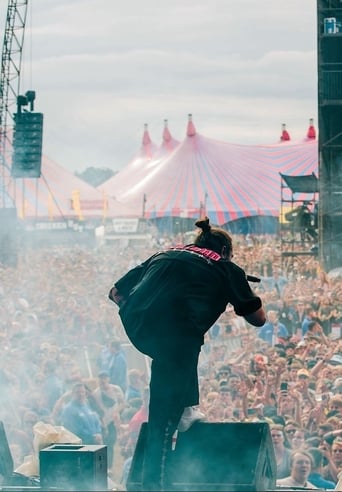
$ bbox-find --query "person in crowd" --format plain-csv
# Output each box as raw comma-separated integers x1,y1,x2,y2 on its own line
126,386,150,448
270,424,292,479
332,377,342,395
324,395,342,431
92,371,124,469
61,382,103,445
317,297,339,335
108,217,266,490
290,298,308,337
319,436,340,484
274,299,296,336
302,307,317,338
276,450,317,489
307,447,336,489
216,364,232,382
98,339,127,393
125,369,144,403
291,428,307,450
284,420,300,447
225,373,243,404
305,320,330,346
260,268,288,296
40,360,64,412
257,310,288,346
331,437,342,482
296,368,316,409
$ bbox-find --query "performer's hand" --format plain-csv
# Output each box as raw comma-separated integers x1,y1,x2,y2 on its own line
108,287,125,306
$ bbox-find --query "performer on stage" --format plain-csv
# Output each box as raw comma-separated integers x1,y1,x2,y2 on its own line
108,216,266,490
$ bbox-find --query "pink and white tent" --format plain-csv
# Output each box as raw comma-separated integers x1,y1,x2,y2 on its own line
100,115,318,226
2,154,138,221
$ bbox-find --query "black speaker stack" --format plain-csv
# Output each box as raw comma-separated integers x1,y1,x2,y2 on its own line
127,421,276,491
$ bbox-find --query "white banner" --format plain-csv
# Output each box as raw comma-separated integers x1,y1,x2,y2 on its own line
112,218,139,233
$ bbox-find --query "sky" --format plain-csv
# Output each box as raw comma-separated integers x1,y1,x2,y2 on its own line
0,0,318,174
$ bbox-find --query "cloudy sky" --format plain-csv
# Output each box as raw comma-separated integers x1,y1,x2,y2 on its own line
0,0,318,173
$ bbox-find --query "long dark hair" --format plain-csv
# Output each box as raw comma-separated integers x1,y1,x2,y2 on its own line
194,217,232,257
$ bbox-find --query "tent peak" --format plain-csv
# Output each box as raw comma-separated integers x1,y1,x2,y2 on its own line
141,123,157,158
187,113,196,137
142,123,152,146
280,123,290,142
163,119,172,142
306,118,316,140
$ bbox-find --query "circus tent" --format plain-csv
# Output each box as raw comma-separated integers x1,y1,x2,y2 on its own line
99,115,318,232
1,116,318,234
2,153,138,222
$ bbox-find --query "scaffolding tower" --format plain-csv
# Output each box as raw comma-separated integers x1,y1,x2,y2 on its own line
280,172,319,270
317,0,342,271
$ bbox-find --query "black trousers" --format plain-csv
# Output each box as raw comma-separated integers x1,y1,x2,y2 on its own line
142,339,201,490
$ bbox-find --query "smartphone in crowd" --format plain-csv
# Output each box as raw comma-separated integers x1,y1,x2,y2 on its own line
280,382,288,392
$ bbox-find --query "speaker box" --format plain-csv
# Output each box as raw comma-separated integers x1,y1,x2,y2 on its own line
127,422,276,491
12,112,43,178
39,444,107,491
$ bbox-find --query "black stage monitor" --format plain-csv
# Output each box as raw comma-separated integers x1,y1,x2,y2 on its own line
127,421,276,491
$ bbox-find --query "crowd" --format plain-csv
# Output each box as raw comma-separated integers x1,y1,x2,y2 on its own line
0,232,341,489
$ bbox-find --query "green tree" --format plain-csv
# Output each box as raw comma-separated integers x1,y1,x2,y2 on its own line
75,167,116,187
